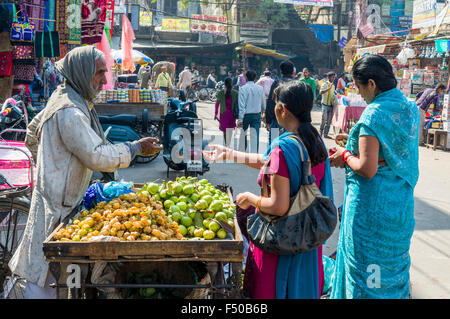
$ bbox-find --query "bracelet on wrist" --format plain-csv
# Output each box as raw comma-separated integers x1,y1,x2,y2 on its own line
256,196,263,212
341,150,351,162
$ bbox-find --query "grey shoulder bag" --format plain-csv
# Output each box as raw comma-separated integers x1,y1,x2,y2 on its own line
247,135,337,255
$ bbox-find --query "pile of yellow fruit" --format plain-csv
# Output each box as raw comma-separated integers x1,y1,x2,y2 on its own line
53,192,185,242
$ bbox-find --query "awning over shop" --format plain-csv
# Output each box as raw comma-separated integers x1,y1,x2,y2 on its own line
356,44,387,56
236,43,290,60
133,40,241,56
308,25,334,43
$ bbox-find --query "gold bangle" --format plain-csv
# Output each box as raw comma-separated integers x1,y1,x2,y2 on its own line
256,196,263,212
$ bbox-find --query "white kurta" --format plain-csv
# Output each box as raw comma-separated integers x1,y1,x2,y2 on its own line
9,103,132,287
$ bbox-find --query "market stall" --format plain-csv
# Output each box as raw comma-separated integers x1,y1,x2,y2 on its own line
43,178,244,299
331,91,367,134
93,88,168,139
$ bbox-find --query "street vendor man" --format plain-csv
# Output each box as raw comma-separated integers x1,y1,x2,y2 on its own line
155,65,173,93
8,46,163,299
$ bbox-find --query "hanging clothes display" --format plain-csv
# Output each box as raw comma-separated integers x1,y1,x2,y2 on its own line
81,0,107,44
56,0,69,43
30,0,45,31
67,0,82,44
35,30,61,57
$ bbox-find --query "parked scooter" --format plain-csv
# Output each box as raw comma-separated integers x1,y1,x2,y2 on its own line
98,110,161,164
162,98,209,178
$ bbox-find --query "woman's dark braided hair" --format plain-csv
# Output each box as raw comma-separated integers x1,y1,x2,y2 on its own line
273,81,328,167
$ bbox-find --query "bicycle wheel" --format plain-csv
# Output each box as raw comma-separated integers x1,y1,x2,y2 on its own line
0,196,30,296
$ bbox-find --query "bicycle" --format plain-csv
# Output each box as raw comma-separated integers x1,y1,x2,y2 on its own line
0,179,30,299
0,98,34,298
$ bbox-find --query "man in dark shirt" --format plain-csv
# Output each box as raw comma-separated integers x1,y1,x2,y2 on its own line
416,83,445,145
265,60,295,144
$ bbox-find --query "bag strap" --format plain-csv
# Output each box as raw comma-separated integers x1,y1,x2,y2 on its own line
286,135,316,185
260,134,313,198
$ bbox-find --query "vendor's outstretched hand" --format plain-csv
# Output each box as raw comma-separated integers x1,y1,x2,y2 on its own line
139,137,163,156
203,144,230,162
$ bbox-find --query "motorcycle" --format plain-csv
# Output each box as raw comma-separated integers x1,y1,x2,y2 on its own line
98,110,161,165
199,81,223,102
0,97,33,142
162,98,209,178
185,82,200,101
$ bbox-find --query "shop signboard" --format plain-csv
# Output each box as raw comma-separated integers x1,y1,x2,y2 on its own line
161,18,190,32
140,11,153,26
190,15,227,36
412,0,436,29
240,36,270,45
338,37,348,48
356,44,386,56
399,16,413,28
240,22,269,37
274,0,333,6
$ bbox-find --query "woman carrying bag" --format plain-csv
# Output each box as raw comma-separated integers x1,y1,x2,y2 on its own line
214,77,238,147
204,82,335,299
329,55,419,299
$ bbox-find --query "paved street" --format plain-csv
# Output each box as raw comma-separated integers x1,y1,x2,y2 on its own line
117,101,450,299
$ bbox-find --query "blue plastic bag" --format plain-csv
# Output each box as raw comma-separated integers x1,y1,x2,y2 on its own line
82,180,134,209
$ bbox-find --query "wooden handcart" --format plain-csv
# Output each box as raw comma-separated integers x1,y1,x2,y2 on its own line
42,185,244,299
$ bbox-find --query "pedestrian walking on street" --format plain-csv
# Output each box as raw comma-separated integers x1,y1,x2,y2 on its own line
214,77,239,147
203,81,333,299
415,83,445,145
265,60,296,144
155,65,172,93
137,62,152,89
299,68,316,101
207,70,217,89
177,66,193,96
319,72,336,139
237,70,266,153
237,68,247,88
256,70,274,102
329,55,419,299
336,73,347,95
8,46,162,298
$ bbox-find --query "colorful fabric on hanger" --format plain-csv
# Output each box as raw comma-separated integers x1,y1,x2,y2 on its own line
0,51,13,76
57,43,68,60
12,63,35,83
56,0,69,43
12,44,35,60
30,0,45,31
43,0,56,31
67,0,82,44
81,0,107,44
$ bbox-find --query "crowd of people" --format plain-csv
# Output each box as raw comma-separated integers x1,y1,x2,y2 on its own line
210,60,350,153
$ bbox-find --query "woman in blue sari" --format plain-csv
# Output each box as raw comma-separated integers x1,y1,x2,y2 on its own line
204,82,334,298
329,55,419,298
